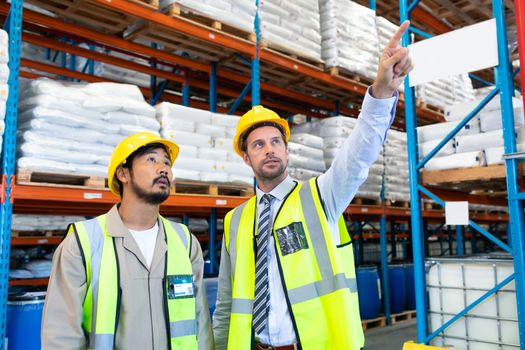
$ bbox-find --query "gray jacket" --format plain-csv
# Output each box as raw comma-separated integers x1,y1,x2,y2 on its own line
41,204,215,350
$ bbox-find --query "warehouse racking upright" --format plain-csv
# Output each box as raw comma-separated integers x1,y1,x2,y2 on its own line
0,0,22,345
401,0,525,347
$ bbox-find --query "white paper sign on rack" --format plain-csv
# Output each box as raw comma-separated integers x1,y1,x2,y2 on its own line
408,19,498,87
445,201,469,226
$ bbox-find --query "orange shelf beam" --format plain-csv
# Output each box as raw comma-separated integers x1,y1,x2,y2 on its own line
9,278,49,286
11,237,63,245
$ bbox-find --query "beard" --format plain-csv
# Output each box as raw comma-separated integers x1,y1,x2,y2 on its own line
254,157,287,181
129,175,170,205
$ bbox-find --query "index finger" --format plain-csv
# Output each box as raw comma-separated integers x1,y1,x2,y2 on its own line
386,20,410,50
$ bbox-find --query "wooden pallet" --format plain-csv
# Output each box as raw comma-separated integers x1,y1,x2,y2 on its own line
172,180,254,197
16,169,107,190
362,315,387,331
385,199,410,208
165,3,255,41
416,99,444,114
258,41,324,68
391,310,417,324
24,0,156,34
422,164,525,194
11,229,66,238
352,197,382,206
327,66,374,86
125,21,237,63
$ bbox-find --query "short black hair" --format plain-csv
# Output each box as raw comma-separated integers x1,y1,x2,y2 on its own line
116,142,169,196
240,122,287,153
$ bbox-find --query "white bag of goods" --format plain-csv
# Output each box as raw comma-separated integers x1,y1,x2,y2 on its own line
201,171,229,183
229,174,253,186
177,145,199,158
287,142,324,160
290,133,324,149
417,118,480,143
288,154,326,172
197,147,228,161
173,157,215,172
217,161,253,177
156,102,211,124
424,151,485,171
0,30,8,64
484,143,525,165
418,138,456,158
173,169,201,181
479,106,524,132
211,113,240,127
445,94,523,121
455,130,503,154
288,167,321,181
214,137,234,150
161,129,212,148
196,123,226,138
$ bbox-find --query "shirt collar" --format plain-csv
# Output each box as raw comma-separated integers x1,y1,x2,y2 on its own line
255,175,296,203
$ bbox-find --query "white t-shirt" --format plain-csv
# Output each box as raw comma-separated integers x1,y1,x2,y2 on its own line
129,222,159,268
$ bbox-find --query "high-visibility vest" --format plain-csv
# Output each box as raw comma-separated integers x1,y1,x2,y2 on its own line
223,177,364,350
70,214,198,350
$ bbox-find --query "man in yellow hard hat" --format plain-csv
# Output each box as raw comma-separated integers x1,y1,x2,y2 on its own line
42,132,215,350
213,21,413,350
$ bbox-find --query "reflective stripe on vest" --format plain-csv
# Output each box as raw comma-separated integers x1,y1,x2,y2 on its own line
73,215,198,350
225,177,363,350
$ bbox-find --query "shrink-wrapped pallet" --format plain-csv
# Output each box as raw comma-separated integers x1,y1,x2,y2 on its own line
17,78,159,177
319,0,379,80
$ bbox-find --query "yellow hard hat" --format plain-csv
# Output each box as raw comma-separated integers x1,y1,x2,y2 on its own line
233,105,290,156
108,132,179,196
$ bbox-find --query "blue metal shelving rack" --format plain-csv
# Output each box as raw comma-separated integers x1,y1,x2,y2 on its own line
401,0,525,347
0,0,22,347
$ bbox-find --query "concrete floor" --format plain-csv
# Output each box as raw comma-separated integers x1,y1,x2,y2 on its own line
363,318,418,350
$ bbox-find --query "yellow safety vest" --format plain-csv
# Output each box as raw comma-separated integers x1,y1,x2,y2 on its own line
223,177,364,350
70,214,198,350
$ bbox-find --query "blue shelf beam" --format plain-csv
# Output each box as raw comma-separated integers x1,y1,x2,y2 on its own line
209,62,217,112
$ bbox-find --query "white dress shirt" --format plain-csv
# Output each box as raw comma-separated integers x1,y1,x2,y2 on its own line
213,88,398,349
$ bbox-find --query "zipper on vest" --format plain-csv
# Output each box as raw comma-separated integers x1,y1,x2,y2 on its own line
148,269,156,349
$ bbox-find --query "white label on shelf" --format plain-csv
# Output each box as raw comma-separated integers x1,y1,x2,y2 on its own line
84,192,102,199
216,199,227,205
209,33,215,40
408,19,498,86
361,208,369,212
37,239,48,244
445,201,469,225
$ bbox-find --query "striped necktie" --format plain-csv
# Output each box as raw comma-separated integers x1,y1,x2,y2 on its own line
253,193,274,335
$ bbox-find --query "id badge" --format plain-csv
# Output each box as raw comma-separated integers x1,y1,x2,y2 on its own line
167,275,194,299
275,222,309,256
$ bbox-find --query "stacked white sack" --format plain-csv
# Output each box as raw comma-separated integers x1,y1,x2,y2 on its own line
292,116,384,199
384,130,409,202
260,0,322,62
159,0,255,33
319,0,379,80
288,133,325,182
0,30,8,152
12,214,86,231
156,102,253,185
416,74,475,110
441,91,525,167
17,78,159,177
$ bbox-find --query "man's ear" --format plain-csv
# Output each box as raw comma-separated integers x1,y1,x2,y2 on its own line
242,152,252,167
115,165,129,185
